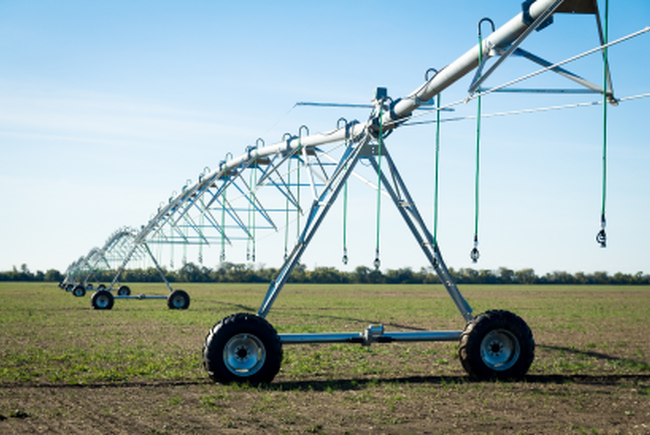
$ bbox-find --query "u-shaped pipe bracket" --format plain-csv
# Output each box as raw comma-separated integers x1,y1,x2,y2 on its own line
477,18,495,60
282,132,294,153
337,117,349,139
298,125,309,139
478,17,495,37
425,67,439,82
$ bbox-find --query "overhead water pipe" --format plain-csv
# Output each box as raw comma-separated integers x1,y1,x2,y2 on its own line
208,0,563,178
136,0,568,245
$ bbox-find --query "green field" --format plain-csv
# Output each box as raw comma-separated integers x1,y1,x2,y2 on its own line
1,282,649,434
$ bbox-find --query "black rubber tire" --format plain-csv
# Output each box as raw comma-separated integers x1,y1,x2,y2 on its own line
203,313,283,385
72,285,86,297
167,290,190,310
117,285,131,296
459,310,534,379
97,284,106,290
66,284,74,291
91,290,114,310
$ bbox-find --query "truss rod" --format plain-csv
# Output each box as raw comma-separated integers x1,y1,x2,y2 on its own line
153,0,564,239
257,135,370,318
367,146,473,322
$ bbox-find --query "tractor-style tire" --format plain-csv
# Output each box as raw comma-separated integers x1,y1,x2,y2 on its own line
117,285,131,296
91,290,114,310
72,285,86,297
459,310,534,379
203,313,283,385
167,290,190,310
97,284,106,290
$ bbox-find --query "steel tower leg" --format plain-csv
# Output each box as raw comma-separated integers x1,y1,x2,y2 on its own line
368,145,473,322
257,135,370,318
257,134,473,323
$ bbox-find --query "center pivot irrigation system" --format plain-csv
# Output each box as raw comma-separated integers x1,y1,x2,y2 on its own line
61,225,191,310
64,0,648,381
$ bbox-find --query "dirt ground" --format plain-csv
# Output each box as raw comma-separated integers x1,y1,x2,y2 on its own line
1,374,649,434
2,283,649,433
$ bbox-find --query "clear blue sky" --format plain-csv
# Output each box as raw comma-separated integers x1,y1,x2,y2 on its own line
1,0,648,276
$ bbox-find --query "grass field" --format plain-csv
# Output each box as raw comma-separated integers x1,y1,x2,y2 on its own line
1,281,649,434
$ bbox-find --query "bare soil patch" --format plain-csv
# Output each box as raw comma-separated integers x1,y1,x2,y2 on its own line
1,283,649,433
1,375,649,434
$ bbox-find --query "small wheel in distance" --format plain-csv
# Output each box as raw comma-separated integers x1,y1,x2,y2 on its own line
203,313,283,385
459,310,534,379
97,284,106,290
66,284,74,292
117,285,131,296
167,289,190,310
91,290,114,310
72,285,86,297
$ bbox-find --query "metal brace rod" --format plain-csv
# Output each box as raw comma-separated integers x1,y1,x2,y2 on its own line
279,330,462,345
512,47,608,94
235,169,278,231
199,186,253,240
257,132,474,324
301,145,318,201
257,135,369,318
108,240,173,293
142,242,174,293
367,145,474,323
468,0,565,95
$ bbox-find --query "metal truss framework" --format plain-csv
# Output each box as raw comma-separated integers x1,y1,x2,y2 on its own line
61,0,637,314
61,0,649,377
91,0,619,318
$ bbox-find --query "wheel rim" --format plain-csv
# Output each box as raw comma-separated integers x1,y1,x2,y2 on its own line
171,294,186,308
480,329,520,371
223,333,266,377
96,294,110,308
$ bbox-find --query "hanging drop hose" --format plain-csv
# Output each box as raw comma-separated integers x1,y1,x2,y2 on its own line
252,141,262,261
597,0,610,248
284,152,291,261
470,18,494,263
220,156,231,262
246,156,257,262
247,163,253,261
220,182,226,262
296,137,301,242
338,118,350,265
198,196,205,264
246,147,253,261
471,45,483,262
220,163,227,262
433,93,442,248
374,106,384,270
156,230,163,268
342,175,349,265
170,220,174,269
182,223,187,266
342,178,348,264
245,143,262,262
296,126,309,244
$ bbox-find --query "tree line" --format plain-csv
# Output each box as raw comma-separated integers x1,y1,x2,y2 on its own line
2,262,649,285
